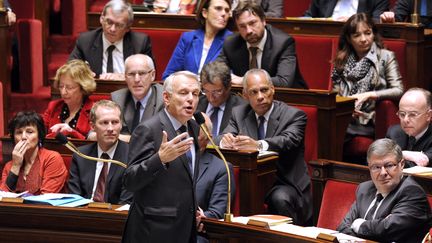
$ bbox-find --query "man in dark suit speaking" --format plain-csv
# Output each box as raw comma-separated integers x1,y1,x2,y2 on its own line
122,71,201,243
68,100,132,204
216,1,307,88
337,138,431,242
69,0,153,80
219,69,312,226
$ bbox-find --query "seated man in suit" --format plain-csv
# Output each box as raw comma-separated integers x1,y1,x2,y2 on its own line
216,1,307,88
197,61,245,138
304,0,389,21
122,71,201,242
68,100,133,204
337,138,431,242
380,0,432,27
386,88,432,167
219,69,312,226
196,112,235,243
69,0,153,80
111,54,164,141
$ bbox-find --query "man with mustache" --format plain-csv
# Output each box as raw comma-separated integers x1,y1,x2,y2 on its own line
386,88,432,167
219,69,312,226
111,54,164,142
216,1,307,88
68,100,133,204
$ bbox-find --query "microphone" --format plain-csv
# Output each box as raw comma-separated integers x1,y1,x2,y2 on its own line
412,0,419,24
194,112,233,222
55,133,127,168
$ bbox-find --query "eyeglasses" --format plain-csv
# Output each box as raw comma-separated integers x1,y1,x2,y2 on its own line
369,161,400,173
396,110,429,120
246,87,271,97
126,70,153,79
58,84,80,92
202,88,225,96
102,17,127,30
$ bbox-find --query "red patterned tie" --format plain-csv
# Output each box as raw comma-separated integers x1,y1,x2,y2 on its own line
93,153,110,202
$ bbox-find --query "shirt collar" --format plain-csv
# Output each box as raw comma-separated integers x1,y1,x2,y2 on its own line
206,101,227,114
246,28,267,52
97,140,119,159
164,108,185,131
415,125,429,141
255,102,274,121
102,33,124,54
132,88,153,108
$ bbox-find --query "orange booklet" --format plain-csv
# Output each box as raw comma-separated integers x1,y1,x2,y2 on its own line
247,214,292,228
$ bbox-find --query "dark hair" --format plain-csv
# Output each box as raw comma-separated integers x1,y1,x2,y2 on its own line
333,13,383,71
200,61,231,88
8,111,46,145
196,0,232,28
233,0,265,22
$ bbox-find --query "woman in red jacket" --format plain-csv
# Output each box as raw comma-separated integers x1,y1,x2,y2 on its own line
43,60,96,139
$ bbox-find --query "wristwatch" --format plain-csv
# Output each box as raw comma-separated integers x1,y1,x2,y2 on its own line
257,141,263,151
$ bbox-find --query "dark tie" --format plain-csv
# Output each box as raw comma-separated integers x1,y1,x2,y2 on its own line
106,45,116,73
178,125,193,174
131,101,141,132
407,136,416,150
365,193,383,220
249,47,258,69
258,116,266,140
93,153,110,202
210,107,220,137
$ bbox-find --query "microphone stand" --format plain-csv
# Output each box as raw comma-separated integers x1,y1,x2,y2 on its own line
412,0,419,25
200,125,233,222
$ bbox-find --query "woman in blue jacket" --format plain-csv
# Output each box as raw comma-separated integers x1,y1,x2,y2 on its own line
162,0,232,80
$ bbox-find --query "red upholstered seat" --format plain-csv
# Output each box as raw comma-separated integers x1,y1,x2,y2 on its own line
90,94,111,102
293,35,336,90
61,0,87,36
88,0,109,13
136,29,185,81
283,0,311,17
232,165,240,216
317,180,357,230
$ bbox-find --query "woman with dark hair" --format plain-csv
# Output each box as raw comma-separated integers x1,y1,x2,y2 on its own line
332,13,403,154
43,59,96,139
162,0,232,79
0,111,68,194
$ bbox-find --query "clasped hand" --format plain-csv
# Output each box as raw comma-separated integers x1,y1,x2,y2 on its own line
221,133,258,150
158,131,193,163
50,123,73,134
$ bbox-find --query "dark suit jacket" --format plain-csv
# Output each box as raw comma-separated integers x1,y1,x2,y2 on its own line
255,0,284,18
122,110,200,243
4,0,10,9
337,176,432,242
111,83,164,135
304,0,389,20
220,100,311,203
394,0,432,25
196,93,246,136
216,24,307,88
162,28,232,80
67,140,133,204
386,124,432,167
69,28,153,76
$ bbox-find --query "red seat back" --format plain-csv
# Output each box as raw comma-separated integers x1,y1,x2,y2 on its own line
317,180,358,230
61,0,87,36
283,0,311,17
232,165,240,216
383,40,406,88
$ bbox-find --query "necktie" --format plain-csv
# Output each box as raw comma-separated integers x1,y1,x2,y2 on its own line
365,193,383,220
249,47,258,69
93,153,110,202
131,101,141,132
407,136,416,150
106,45,116,73
178,125,193,174
210,107,220,137
258,116,266,140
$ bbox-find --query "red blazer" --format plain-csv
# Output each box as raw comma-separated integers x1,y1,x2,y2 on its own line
43,98,94,139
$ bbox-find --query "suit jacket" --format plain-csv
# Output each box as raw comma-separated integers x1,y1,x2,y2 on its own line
386,124,432,167
337,176,432,242
111,83,164,135
196,93,246,136
217,24,307,88
42,98,94,139
394,0,432,26
67,140,133,204
255,0,284,18
122,110,200,243
162,28,232,80
220,100,311,201
69,28,153,76
4,0,10,9
304,0,389,20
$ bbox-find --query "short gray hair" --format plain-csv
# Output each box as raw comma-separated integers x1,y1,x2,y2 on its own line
125,54,155,72
404,87,432,109
242,68,273,90
102,0,134,26
367,138,403,163
164,71,200,94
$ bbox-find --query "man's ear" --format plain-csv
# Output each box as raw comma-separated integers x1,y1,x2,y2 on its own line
400,159,405,168
90,122,95,131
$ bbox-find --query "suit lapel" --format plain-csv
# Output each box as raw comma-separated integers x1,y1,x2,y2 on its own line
124,93,135,133
92,30,104,75
236,39,250,75
142,85,157,121
266,102,280,138
262,26,273,70
192,32,204,71
326,0,339,16
357,0,367,13
87,144,99,194
122,32,134,60
245,109,259,140
206,31,224,63
220,95,233,134
196,153,209,183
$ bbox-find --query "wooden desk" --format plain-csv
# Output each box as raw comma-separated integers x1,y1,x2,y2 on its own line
0,10,10,132
0,202,126,242
87,12,432,90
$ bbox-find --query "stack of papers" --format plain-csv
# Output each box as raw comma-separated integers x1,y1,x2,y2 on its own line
403,166,432,176
24,193,92,207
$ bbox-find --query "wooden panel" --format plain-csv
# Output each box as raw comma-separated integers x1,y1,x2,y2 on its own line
0,10,10,133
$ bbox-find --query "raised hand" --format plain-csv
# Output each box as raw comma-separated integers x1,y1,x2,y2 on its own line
158,131,194,163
